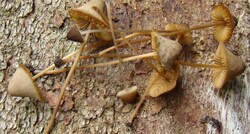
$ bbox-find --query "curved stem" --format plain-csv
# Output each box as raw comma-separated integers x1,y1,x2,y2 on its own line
99,22,225,55
45,52,157,75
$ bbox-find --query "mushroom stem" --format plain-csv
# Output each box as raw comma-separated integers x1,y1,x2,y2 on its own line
162,22,225,37
106,4,123,67
129,84,150,124
44,25,92,134
64,54,133,63
99,22,225,55
121,34,163,77
32,40,110,81
44,52,157,75
176,61,222,68
32,50,79,80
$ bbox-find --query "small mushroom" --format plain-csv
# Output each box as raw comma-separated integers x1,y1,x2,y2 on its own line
176,43,245,89
211,4,235,43
7,64,44,101
148,67,180,97
117,86,138,103
165,23,193,45
151,32,183,71
212,43,245,89
67,25,84,43
68,0,112,41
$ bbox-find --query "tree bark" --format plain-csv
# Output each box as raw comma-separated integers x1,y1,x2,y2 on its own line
0,0,249,133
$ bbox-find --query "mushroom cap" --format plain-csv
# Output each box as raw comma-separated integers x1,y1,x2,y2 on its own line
151,32,183,70
67,25,84,43
211,4,235,43
165,23,193,45
212,43,245,89
117,86,138,103
68,0,109,29
148,65,180,97
7,64,44,101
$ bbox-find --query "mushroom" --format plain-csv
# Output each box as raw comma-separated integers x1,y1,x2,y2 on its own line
151,32,183,71
68,0,112,41
176,42,245,89
67,25,84,43
7,64,44,101
128,32,182,124
147,67,180,97
165,23,193,45
212,43,245,89
117,86,138,103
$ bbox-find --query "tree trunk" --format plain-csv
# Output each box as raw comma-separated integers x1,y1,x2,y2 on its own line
0,0,249,133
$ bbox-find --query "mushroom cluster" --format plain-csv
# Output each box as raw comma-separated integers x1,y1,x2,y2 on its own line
6,2,245,133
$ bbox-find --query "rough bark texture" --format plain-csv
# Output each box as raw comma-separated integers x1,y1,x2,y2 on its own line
0,0,249,133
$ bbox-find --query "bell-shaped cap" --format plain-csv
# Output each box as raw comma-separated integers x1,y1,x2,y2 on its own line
151,32,183,70
165,23,193,45
148,65,180,97
67,25,84,43
7,64,44,101
212,43,245,89
211,4,235,43
117,86,138,103
68,0,109,29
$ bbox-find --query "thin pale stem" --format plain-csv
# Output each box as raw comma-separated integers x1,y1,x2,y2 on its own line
64,54,133,63
32,50,79,80
99,22,225,55
44,25,92,134
129,84,150,124
107,4,123,67
176,61,222,68
45,52,157,75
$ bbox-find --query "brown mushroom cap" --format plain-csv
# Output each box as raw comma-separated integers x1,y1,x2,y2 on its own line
165,23,193,45
211,4,235,43
68,0,112,41
7,64,44,101
67,25,84,43
151,32,183,70
148,65,180,97
212,43,245,89
117,86,138,103
68,0,109,29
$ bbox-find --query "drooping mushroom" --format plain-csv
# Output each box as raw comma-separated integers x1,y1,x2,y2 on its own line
212,43,245,89
68,0,112,41
7,64,44,101
176,42,245,89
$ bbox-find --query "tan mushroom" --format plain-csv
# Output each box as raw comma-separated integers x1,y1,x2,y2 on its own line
148,67,180,97
175,42,245,89
117,86,138,103
68,0,112,41
7,64,44,101
212,43,245,89
211,4,235,43
165,23,193,45
151,32,183,71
